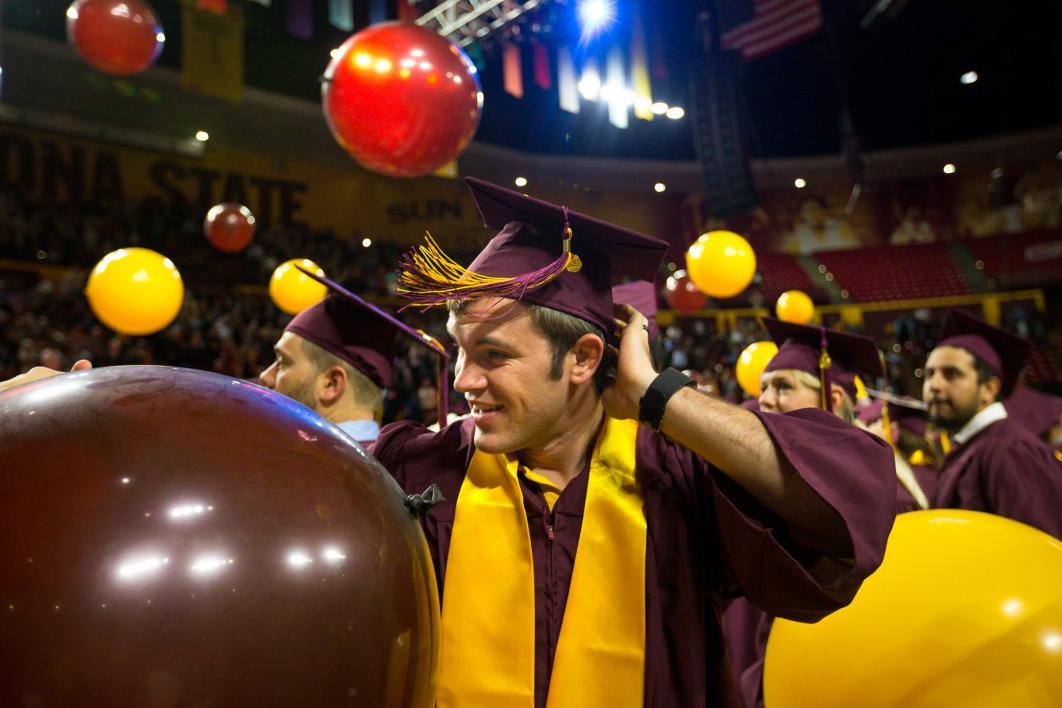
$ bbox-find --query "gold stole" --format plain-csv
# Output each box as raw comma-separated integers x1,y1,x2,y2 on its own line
436,417,646,708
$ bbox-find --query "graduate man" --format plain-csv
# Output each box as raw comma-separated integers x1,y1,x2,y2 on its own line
374,177,896,707
923,309,1062,538
258,271,448,445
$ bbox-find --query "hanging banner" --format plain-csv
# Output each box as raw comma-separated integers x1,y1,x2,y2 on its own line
182,1,245,103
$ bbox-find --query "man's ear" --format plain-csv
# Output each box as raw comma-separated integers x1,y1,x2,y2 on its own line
569,333,605,386
980,375,1002,405
318,365,348,405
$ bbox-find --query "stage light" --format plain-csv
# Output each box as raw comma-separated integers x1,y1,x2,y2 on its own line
960,70,978,85
943,163,956,174
578,68,601,100
654,182,666,193
794,178,807,189
578,0,615,36
650,101,669,115
665,106,684,119
514,176,528,187
195,130,209,142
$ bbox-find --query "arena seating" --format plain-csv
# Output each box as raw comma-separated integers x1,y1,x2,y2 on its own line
815,243,969,302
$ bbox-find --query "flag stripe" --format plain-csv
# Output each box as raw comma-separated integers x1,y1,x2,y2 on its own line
726,3,819,50
721,0,817,46
743,14,822,58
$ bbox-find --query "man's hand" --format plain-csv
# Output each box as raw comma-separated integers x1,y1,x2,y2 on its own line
0,360,93,393
601,304,657,421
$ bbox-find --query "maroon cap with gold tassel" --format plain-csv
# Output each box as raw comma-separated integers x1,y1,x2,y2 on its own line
397,177,670,338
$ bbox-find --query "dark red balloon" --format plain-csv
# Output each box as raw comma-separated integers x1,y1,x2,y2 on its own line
66,0,165,76
204,202,256,253
322,22,482,178
0,367,438,706
665,271,708,313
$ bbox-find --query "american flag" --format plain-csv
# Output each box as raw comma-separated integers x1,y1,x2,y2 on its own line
719,0,823,61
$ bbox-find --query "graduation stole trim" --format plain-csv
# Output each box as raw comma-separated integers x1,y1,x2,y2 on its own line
437,416,646,708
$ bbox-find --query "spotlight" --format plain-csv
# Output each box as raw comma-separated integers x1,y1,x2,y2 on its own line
195,131,210,142
665,106,684,120
794,178,807,189
578,0,615,36
942,163,956,175
959,71,978,85
653,182,666,193
514,176,528,187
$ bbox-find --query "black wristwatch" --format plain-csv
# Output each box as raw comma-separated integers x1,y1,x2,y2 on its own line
638,368,696,431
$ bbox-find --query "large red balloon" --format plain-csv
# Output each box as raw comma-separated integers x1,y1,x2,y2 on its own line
204,202,256,253
665,270,708,314
322,22,482,178
66,0,165,76
0,367,439,706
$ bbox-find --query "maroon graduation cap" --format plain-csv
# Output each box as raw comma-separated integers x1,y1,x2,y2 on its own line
938,309,1030,398
397,176,670,339
762,317,884,410
858,393,929,439
288,267,450,425
612,280,660,338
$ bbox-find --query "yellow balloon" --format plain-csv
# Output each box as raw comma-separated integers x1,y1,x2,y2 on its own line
775,289,815,324
85,247,184,336
685,230,757,298
765,510,1062,708
736,340,778,398
269,258,327,315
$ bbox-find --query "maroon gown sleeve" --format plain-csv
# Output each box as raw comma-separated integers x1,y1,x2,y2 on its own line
973,423,1062,539
709,408,896,621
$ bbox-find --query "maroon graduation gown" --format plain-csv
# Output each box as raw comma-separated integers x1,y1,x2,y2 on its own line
934,416,1062,539
372,408,896,707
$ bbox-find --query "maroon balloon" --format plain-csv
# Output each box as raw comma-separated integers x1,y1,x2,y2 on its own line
204,202,256,253
322,22,482,178
0,367,438,706
665,270,708,314
66,0,165,76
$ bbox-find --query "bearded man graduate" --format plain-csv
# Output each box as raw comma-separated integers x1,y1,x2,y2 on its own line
924,309,1062,538
374,177,896,707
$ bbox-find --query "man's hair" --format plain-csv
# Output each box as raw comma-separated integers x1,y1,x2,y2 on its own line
969,351,1002,402
789,369,855,423
301,339,385,410
447,299,614,393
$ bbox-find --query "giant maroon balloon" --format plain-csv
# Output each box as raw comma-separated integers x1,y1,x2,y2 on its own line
204,202,256,253
665,270,708,314
66,0,165,76
322,22,482,178
0,367,439,706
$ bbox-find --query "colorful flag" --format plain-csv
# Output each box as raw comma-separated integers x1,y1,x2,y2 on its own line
557,46,580,114
195,0,227,13
630,0,653,120
605,47,628,129
286,0,313,39
503,44,524,99
720,0,823,60
328,0,354,31
182,1,244,102
532,42,551,90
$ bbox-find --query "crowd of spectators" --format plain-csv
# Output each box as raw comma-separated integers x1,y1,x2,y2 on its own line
2,191,1056,424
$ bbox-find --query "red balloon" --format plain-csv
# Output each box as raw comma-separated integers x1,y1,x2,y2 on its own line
322,22,482,178
66,0,164,76
0,367,439,705
665,270,708,313
204,202,256,253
